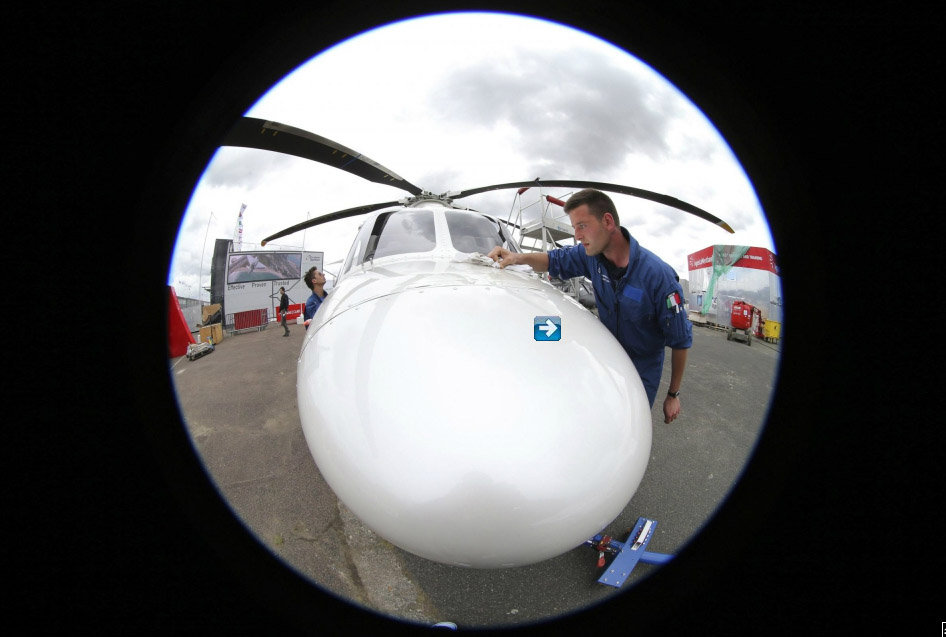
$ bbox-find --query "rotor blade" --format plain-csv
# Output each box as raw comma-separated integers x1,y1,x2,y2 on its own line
260,200,401,246
450,179,734,233
222,117,424,196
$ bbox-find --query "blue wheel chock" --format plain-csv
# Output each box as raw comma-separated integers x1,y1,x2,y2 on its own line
586,517,674,588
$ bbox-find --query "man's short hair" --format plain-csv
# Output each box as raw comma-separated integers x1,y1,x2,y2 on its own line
564,188,620,226
303,267,319,291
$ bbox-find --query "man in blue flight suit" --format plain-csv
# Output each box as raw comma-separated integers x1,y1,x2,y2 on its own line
302,266,327,329
487,188,690,424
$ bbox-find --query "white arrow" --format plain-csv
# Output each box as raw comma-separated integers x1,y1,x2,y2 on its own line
538,319,558,337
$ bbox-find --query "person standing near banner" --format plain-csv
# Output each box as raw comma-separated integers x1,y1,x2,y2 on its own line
278,286,291,337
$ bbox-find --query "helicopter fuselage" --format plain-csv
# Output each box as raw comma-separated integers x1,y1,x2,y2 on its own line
295,204,652,567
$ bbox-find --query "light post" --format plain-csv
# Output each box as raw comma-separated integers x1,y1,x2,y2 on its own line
198,211,215,306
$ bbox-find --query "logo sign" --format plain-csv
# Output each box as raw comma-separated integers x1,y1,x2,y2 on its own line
534,316,562,341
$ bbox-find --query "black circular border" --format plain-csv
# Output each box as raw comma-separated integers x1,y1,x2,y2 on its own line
30,1,914,633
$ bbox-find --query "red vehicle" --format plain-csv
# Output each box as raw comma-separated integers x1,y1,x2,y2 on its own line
728,300,762,346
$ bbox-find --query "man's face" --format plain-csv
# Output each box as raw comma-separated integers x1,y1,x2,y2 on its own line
312,270,326,286
568,204,613,256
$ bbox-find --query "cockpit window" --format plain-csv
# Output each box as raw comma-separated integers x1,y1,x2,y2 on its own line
446,212,518,254
361,210,437,263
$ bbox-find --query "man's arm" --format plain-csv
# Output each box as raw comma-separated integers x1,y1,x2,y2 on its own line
663,347,688,424
486,247,549,272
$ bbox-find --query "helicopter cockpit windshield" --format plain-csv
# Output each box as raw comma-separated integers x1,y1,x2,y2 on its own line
341,208,522,276
342,209,437,275
368,209,437,261
446,210,520,255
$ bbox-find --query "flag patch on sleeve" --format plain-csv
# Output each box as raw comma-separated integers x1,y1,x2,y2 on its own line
666,292,682,313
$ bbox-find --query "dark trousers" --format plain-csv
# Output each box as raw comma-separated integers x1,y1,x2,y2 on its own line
280,312,289,333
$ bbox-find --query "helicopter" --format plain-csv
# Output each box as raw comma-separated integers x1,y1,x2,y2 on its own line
218,117,734,569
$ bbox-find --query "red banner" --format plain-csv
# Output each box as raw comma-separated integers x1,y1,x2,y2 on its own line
687,246,715,271
284,303,304,321
687,246,778,275
734,247,779,274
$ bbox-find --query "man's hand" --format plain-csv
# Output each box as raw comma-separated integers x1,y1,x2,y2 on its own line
663,395,681,424
486,247,550,273
487,246,515,268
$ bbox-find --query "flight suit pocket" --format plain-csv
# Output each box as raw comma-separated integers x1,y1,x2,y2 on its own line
620,285,649,322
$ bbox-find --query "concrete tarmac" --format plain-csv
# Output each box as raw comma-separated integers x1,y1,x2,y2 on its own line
169,317,780,629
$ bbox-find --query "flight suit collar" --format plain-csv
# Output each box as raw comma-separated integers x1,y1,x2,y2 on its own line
594,226,638,282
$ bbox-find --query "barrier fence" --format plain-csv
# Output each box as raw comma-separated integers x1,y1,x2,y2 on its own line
226,308,269,334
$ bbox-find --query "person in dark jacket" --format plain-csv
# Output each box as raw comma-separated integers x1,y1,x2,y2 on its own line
487,188,690,424
302,267,327,329
278,287,291,336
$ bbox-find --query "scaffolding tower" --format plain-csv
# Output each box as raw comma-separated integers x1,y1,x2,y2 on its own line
505,186,596,311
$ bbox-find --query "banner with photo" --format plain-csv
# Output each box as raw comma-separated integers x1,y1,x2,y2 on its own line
227,251,303,284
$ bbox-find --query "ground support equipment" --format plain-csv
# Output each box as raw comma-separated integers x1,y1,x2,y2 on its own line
762,319,781,344
584,517,673,588
186,340,215,361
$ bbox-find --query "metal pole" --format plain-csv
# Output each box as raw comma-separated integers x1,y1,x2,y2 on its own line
199,211,215,306
302,211,310,251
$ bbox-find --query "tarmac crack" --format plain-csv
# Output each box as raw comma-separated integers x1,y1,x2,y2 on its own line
289,524,321,542
332,500,442,624
218,473,278,488
329,501,369,606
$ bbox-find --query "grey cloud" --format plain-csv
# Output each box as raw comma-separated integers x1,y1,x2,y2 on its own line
416,166,466,195
724,205,766,235
178,213,205,240
204,149,292,190
646,206,688,237
432,48,687,175
674,133,718,162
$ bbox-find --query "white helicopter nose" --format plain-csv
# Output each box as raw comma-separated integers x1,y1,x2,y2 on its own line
296,281,651,568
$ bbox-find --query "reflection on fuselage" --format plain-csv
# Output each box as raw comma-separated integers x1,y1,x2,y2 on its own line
295,206,653,567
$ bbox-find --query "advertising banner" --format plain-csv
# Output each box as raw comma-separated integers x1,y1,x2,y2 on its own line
224,250,323,319
687,245,782,325
227,251,303,283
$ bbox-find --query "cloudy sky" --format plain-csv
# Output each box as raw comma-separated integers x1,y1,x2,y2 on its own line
169,12,773,300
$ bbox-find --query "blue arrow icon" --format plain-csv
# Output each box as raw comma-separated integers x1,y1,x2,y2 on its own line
534,316,562,341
